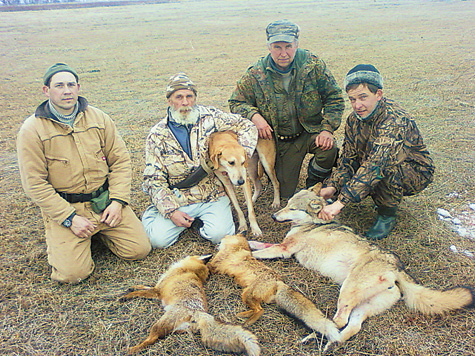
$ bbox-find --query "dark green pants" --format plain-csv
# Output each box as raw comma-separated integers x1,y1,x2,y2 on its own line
275,131,338,198
371,161,434,208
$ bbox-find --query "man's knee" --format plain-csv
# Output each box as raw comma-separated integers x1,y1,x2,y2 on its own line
201,223,235,244
51,263,94,284
149,235,179,249
312,145,338,169
117,240,151,259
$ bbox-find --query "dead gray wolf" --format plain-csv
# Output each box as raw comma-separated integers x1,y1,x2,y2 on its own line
119,255,260,356
209,131,280,236
208,233,341,347
249,183,474,351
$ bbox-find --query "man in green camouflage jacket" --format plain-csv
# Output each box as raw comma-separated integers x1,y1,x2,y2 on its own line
318,64,435,240
229,19,344,198
142,73,258,248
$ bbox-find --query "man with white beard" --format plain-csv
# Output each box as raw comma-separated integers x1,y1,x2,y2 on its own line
141,73,258,248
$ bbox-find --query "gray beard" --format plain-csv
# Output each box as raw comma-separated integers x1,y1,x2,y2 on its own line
169,106,200,125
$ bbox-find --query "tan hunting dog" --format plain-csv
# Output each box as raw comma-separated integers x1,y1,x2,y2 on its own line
119,255,260,356
208,233,341,348
249,183,474,351
209,131,280,236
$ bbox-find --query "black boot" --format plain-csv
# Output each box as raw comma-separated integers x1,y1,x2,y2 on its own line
365,206,397,240
306,158,332,188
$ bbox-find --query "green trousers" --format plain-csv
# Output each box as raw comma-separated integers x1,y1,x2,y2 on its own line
275,131,338,198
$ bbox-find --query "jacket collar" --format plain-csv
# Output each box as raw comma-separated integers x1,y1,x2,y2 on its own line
262,48,310,73
353,97,387,123
35,96,88,121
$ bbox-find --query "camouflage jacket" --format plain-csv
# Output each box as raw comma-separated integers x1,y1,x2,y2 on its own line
326,98,435,205
143,105,258,218
228,48,344,135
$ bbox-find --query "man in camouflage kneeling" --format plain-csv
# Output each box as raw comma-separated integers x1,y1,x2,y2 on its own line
318,64,435,240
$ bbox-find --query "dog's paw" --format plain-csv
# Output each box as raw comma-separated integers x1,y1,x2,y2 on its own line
250,225,263,237
271,200,280,209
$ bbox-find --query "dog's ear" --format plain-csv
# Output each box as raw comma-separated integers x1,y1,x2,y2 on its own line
307,199,323,214
308,182,323,194
209,152,221,169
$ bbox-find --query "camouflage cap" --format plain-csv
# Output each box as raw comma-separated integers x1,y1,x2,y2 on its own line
266,19,300,44
344,64,384,91
43,63,79,86
166,72,197,98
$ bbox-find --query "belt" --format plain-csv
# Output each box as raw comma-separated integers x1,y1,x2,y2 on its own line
277,132,302,142
58,181,109,203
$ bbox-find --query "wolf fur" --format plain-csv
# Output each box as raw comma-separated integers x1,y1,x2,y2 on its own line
250,183,474,350
119,255,260,356
208,234,341,346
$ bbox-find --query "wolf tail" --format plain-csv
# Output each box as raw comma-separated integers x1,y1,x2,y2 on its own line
192,311,261,356
396,271,474,314
275,282,341,343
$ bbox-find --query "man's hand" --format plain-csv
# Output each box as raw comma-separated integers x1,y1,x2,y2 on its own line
320,186,337,200
318,200,345,221
315,130,334,151
70,215,97,238
252,113,273,140
170,210,194,228
101,200,123,227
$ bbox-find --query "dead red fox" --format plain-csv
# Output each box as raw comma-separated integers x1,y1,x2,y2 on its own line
120,255,260,356
208,234,341,349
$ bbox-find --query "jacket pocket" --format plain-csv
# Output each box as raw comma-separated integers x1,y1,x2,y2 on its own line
45,155,74,190
86,147,109,178
300,85,322,120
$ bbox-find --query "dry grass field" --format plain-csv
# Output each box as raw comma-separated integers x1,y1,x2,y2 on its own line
1,0,474,355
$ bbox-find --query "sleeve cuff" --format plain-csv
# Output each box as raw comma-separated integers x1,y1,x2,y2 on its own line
110,198,128,206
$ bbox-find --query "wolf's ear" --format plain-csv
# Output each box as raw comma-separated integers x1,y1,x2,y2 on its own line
308,199,323,214
308,182,323,195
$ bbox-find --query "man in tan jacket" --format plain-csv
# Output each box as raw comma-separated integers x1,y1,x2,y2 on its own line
17,63,151,284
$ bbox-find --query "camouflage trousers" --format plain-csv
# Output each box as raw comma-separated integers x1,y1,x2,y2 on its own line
275,131,338,198
371,161,434,208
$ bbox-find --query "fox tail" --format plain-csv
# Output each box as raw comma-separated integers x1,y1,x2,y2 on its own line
275,282,341,343
192,311,261,356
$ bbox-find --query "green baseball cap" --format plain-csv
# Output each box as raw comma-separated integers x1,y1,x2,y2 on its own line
43,63,79,86
266,19,300,44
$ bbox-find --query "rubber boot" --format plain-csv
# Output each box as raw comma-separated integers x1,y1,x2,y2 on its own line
306,157,332,189
365,206,397,240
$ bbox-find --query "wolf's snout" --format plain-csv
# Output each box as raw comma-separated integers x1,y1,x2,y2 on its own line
237,179,245,186
272,213,277,221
